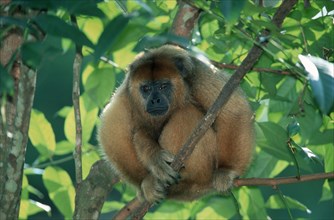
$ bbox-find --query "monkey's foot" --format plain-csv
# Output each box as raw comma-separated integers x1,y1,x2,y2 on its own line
212,169,239,194
140,175,167,204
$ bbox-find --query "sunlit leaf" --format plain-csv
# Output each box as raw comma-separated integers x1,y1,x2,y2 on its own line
42,166,75,218
82,146,100,179
245,151,288,178
299,146,322,165
55,140,75,155
29,109,56,159
298,55,334,114
56,106,72,118
145,200,190,219
312,6,334,20
236,187,268,219
196,197,236,219
28,200,51,216
266,194,311,214
64,96,98,144
102,201,125,213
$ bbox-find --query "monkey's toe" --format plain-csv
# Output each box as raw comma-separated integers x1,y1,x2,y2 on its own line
141,175,167,204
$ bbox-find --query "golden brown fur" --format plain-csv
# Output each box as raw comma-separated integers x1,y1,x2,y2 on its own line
98,45,254,203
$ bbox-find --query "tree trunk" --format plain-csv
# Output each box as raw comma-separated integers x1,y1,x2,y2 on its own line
0,4,37,219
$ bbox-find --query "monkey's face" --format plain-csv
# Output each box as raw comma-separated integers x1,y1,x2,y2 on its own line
139,80,173,116
128,58,188,120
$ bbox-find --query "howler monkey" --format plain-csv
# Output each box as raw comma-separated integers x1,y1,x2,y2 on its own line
98,45,254,203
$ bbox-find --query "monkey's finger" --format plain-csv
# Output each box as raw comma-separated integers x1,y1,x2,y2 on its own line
160,150,175,163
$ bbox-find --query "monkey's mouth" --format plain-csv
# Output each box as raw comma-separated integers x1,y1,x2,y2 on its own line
147,108,168,116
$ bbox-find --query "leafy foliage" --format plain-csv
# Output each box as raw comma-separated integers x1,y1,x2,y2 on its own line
1,0,333,219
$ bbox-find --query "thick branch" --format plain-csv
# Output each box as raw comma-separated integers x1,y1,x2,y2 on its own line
0,65,36,220
169,1,201,39
0,5,37,219
73,160,119,220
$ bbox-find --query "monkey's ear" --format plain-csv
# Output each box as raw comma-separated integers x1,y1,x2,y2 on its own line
129,52,146,72
173,56,193,78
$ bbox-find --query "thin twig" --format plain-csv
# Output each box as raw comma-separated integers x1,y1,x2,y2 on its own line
234,172,334,187
70,15,83,185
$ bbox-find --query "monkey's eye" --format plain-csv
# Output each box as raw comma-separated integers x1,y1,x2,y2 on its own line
159,83,168,90
141,85,151,93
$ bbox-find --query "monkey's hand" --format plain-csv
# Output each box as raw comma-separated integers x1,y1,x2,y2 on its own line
148,149,180,187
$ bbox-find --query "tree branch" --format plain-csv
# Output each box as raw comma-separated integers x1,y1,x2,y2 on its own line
234,172,334,187
73,160,119,220
169,0,201,39
211,61,291,75
70,15,83,185
0,5,38,219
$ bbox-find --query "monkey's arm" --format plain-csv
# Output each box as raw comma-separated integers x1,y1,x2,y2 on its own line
133,129,179,186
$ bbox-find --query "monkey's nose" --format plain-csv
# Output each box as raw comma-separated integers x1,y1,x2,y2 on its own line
151,98,161,104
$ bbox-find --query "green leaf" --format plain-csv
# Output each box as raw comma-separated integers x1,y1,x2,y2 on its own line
195,197,236,219
56,106,72,118
0,64,14,95
320,180,333,202
94,15,129,62
102,201,125,213
218,0,246,23
266,194,311,214
324,144,334,172
29,109,56,159
64,96,98,144
21,42,44,68
134,34,189,52
291,140,322,165
54,140,75,155
245,151,289,178
84,68,115,108
145,200,190,219
82,146,100,179
42,166,75,218
256,122,291,161
298,55,334,114
287,118,301,137
14,0,105,17
33,14,94,48
21,41,63,68
236,187,268,219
